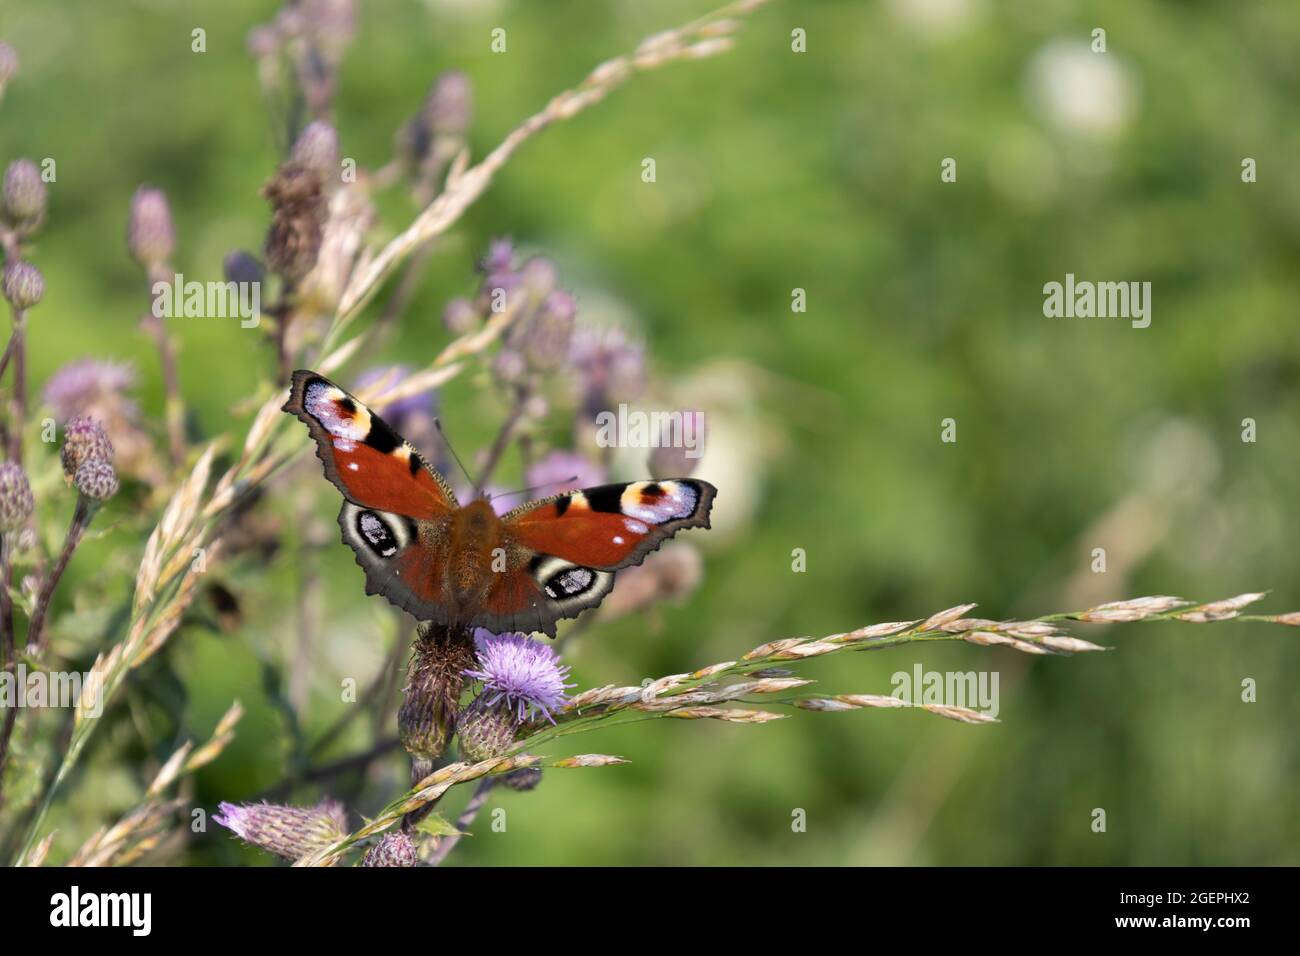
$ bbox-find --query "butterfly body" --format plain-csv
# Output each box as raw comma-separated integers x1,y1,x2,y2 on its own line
283,370,716,636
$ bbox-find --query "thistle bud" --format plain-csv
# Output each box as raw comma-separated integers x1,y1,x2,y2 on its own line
398,71,473,170
1,259,43,311
500,767,543,792
647,410,705,478
223,250,265,287
362,831,418,867
0,462,34,532
442,297,477,336
491,348,527,385
74,459,119,501
2,158,47,232
60,417,113,480
525,290,576,371
214,800,348,863
246,25,280,59
305,0,357,58
427,70,472,139
520,256,558,299
480,238,514,275
0,42,18,98
291,120,340,189
456,694,520,762
127,186,176,271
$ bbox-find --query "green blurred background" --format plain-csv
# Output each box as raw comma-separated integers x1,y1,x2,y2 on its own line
3,0,1298,865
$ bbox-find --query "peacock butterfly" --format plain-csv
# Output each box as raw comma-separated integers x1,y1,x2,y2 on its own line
282,370,716,636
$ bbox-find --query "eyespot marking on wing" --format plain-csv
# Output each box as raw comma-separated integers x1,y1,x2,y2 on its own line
621,480,698,524
304,380,371,441
346,506,413,560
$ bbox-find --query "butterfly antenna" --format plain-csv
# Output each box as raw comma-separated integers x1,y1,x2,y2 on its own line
487,475,580,503
433,418,478,491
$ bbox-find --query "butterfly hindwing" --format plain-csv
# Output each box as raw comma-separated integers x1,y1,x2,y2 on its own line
285,370,458,624
337,501,452,625
474,555,617,637
475,479,717,636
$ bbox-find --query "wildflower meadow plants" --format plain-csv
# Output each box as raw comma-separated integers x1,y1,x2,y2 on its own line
0,0,1297,871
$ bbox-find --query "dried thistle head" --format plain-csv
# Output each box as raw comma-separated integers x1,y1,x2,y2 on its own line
399,624,477,764
262,161,326,283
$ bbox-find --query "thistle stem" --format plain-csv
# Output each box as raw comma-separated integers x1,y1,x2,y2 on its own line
0,532,13,668
5,318,25,464
144,264,186,469
427,777,495,866
25,496,93,658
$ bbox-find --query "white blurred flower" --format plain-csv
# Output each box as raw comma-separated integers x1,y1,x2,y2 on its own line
1027,40,1138,138
886,0,982,37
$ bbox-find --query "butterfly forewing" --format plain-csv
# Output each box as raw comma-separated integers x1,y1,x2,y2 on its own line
284,370,458,624
283,370,458,518
503,480,716,570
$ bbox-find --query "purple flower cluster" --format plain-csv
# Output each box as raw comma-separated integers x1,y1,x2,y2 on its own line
463,629,575,723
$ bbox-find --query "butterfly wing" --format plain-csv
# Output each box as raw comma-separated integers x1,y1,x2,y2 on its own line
283,369,459,623
472,479,717,636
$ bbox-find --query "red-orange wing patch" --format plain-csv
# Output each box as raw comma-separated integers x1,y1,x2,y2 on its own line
283,369,457,519
504,479,716,571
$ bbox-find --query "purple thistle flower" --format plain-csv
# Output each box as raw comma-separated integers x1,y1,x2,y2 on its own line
570,323,646,415
525,451,605,500
479,236,514,274
354,364,435,427
464,629,575,723
42,359,138,422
